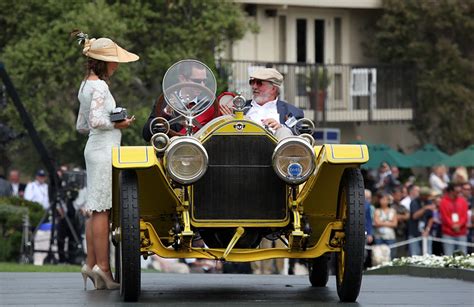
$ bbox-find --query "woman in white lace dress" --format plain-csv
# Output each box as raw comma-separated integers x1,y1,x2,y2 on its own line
74,31,138,290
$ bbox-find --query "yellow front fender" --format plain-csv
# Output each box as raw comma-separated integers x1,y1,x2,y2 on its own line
112,146,157,169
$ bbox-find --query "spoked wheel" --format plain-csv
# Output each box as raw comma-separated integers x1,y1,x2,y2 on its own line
119,170,141,302
335,168,365,302
308,254,329,287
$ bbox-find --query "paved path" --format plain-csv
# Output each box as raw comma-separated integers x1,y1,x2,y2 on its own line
0,273,472,306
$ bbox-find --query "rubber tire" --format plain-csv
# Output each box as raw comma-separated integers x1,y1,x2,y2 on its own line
335,168,365,302
114,241,120,283
308,255,329,287
119,170,141,302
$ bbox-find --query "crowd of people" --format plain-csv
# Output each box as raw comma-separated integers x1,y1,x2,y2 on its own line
364,163,473,266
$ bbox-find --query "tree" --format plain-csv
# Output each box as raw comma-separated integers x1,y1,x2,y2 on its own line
366,0,474,154
0,0,250,175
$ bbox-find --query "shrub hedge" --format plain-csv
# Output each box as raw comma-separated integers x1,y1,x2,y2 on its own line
0,197,45,261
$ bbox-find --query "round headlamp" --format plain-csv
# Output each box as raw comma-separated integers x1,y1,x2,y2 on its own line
272,137,316,185
232,95,246,109
164,137,208,185
150,133,170,153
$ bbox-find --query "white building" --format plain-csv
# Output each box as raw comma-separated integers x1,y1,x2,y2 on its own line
221,0,417,151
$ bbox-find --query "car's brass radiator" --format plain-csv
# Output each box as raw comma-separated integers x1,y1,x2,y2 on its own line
193,135,287,220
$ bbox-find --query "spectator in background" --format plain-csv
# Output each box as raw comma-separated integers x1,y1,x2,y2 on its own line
362,169,377,193
8,169,26,198
452,167,468,185
24,169,49,210
401,184,420,211
430,191,444,255
379,166,401,194
391,186,410,257
364,189,374,245
375,162,392,191
0,174,12,197
373,191,398,259
461,182,473,253
460,182,472,208
363,189,374,269
429,165,449,194
440,183,469,255
469,169,474,187
407,187,435,256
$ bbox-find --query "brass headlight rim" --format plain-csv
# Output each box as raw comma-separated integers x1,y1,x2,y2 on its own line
150,132,170,153
164,136,208,185
272,137,316,185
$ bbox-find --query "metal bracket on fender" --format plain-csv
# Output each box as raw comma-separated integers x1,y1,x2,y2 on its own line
329,230,345,248
288,200,309,250
176,198,194,249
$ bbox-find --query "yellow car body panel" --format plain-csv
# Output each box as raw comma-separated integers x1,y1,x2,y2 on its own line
111,116,369,261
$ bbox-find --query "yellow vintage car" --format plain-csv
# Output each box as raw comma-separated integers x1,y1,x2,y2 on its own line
111,60,369,302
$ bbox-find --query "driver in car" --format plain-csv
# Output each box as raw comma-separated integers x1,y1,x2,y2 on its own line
220,67,304,139
142,61,218,141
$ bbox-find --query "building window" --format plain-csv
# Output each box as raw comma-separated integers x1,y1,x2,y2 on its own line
297,19,307,63
315,19,325,64
334,17,342,63
279,15,286,62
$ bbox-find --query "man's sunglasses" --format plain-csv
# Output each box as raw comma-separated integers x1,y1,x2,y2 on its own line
249,78,268,86
189,78,207,84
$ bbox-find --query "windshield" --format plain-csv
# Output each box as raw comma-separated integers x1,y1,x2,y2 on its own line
162,59,217,118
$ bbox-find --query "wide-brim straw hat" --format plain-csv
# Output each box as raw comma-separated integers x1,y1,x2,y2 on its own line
83,38,139,63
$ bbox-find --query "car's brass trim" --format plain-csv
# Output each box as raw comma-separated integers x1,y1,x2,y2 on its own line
199,119,277,144
189,219,290,228
140,220,343,261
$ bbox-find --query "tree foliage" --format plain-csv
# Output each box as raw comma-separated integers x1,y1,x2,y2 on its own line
0,0,250,175
367,0,474,154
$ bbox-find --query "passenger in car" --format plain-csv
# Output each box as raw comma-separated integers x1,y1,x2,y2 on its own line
142,61,218,141
220,67,304,139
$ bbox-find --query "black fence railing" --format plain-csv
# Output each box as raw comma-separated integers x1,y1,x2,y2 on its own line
217,60,417,124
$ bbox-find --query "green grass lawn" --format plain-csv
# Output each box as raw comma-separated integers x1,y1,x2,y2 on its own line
0,262,158,273
0,262,81,272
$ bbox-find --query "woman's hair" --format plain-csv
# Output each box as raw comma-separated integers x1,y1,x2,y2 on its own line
85,58,109,80
70,29,109,80
375,190,390,207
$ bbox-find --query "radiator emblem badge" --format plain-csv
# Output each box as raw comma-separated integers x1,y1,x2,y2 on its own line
287,162,303,178
233,123,245,131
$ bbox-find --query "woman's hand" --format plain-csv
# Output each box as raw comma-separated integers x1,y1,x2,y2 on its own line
114,115,135,129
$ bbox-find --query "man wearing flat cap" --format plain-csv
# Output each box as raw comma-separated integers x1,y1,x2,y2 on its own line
24,169,50,210
221,67,304,138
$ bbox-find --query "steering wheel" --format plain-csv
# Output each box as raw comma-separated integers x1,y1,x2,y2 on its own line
164,82,216,118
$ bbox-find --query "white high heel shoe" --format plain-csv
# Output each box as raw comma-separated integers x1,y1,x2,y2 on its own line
81,264,96,290
92,265,120,290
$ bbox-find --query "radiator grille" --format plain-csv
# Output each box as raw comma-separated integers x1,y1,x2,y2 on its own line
193,135,287,220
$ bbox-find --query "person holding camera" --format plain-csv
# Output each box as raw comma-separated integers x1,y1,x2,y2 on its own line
73,30,138,290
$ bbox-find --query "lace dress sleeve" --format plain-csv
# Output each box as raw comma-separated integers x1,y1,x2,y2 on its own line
76,97,89,134
89,87,115,130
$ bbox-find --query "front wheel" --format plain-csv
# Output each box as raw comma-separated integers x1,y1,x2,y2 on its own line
335,168,365,302
119,170,141,302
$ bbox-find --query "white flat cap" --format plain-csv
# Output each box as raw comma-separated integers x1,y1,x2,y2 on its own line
249,68,283,86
